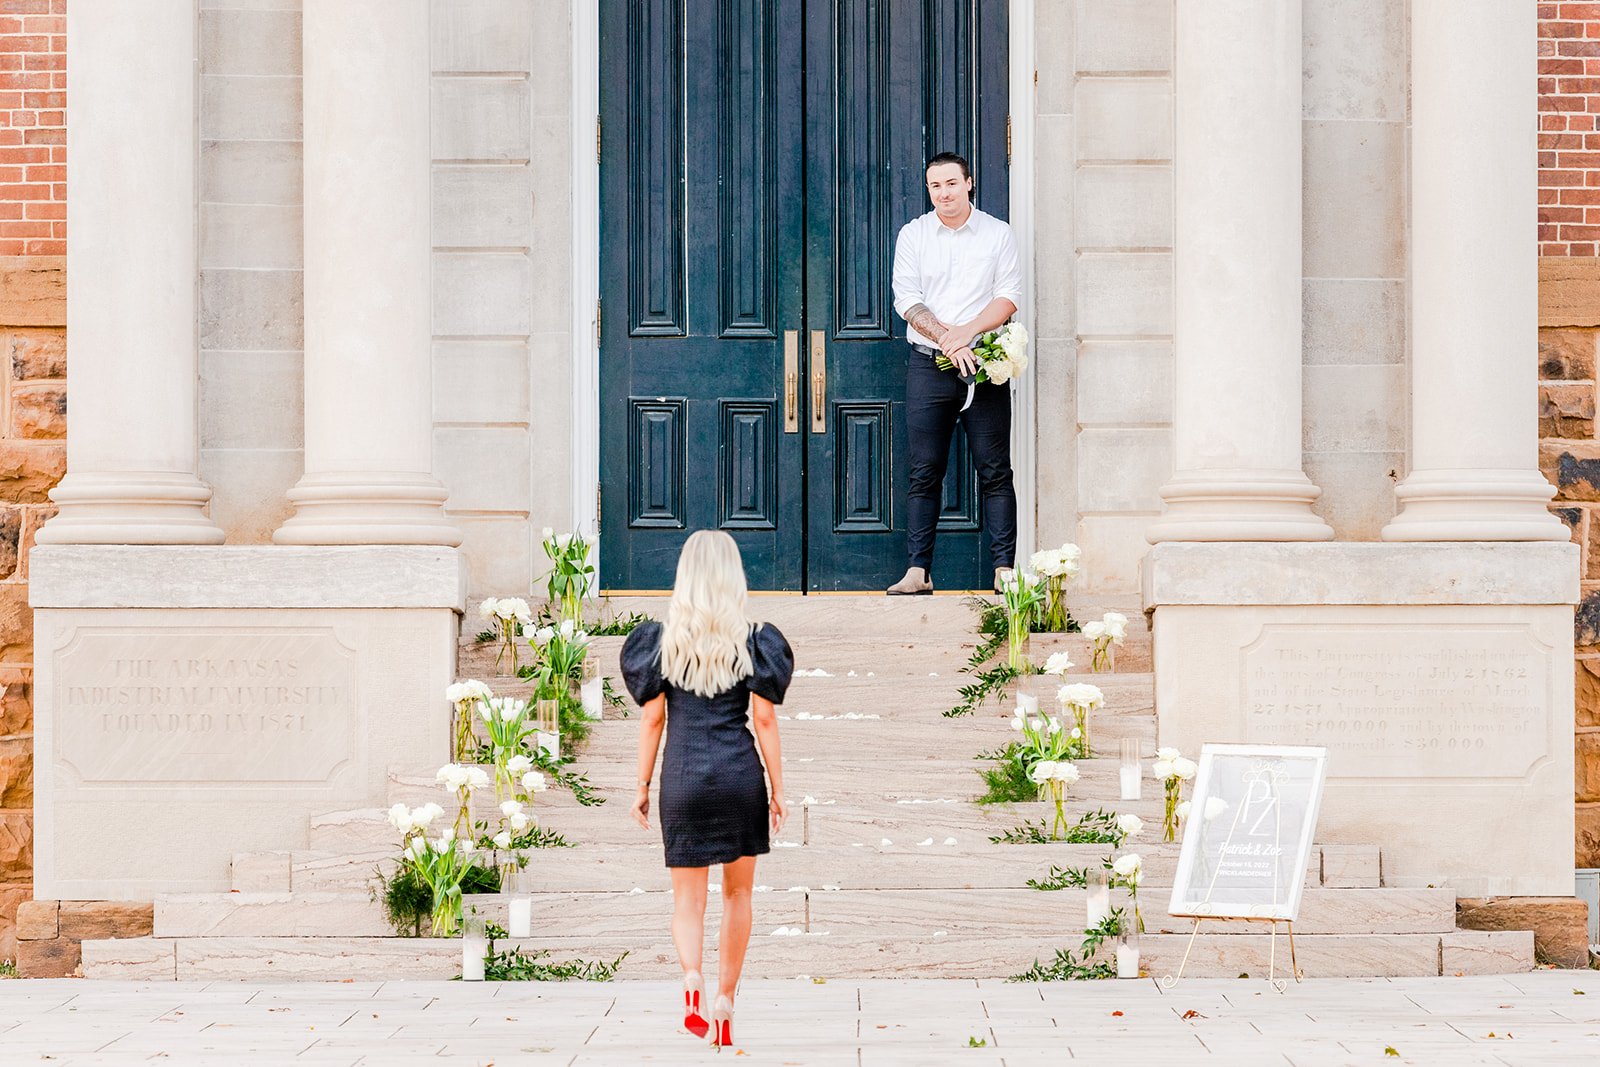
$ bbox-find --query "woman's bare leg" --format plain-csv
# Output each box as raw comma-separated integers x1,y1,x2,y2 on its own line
715,856,758,1001
669,866,709,979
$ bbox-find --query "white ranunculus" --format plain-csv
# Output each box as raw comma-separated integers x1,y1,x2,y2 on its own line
1082,621,1106,641
413,803,444,829
509,812,530,831
1056,683,1104,710
437,763,469,792
479,597,500,619
984,357,1015,385
1204,797,1229,821
1028,760,1057,784
1042,651,1076,676
1176,800,1192,822
1030,549,1062,576
1155,746,1181,761
445,682,469,704
1059,542,1081,561
387,803,414,834
1102,611,1129,642
521,770,548,793
1117,813,1144,838
1151,759,1174,780
1172,757,1198,781
465,767,491,792
1112,853,1142,879
1052,762,1080,784
500,799,524,818
492,830,512,850
506,754,533,776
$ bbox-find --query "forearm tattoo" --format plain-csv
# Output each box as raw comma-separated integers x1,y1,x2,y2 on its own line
904,303,948,342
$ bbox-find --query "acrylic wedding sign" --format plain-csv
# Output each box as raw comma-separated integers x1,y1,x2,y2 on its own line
1168,744,1328,922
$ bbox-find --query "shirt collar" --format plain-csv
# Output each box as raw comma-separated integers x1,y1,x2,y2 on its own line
932,208,977,234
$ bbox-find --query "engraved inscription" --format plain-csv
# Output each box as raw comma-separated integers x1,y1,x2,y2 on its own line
56,629,357,785
1241,627,1547,778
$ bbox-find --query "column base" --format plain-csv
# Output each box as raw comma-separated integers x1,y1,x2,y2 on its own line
1144,469,1335,543
273,471,463,547
1381,468,1569,541
35,472,225,545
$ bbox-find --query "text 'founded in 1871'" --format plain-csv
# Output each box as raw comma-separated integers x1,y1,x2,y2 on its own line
54,628,358,785
1240,625,1548,779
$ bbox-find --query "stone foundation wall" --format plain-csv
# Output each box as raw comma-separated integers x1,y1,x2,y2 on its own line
0,255,63,964
14,900,151,979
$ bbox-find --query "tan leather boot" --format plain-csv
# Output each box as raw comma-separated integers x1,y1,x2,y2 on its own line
886,566,933,596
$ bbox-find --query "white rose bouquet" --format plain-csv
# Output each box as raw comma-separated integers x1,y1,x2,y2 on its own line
1151,747,1198,842
445,679,493,762
933,321,1030,386
1027,758,1081,840
541,527,595,624
1028,542,1081,632
1056,682,1104,759
1111,852,1145,934
1084,611,1128,672
480,595,532,673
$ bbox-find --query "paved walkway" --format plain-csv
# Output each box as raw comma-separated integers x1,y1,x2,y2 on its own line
1,973,1598,1066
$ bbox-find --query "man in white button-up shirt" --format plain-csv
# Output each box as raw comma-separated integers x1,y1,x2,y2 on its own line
887,152,1022,595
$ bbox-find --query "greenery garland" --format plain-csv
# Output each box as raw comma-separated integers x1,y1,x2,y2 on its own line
1010,910,1123,981
990,808,1128,846
479,923,629,981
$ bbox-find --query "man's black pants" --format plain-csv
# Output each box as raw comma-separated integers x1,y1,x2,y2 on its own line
904,345,1017,579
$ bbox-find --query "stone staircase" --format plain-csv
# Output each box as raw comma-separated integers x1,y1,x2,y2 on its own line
79,596,1534,980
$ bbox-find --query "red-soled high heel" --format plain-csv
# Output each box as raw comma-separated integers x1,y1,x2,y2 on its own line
708,994,734,1051
682,971,708,1039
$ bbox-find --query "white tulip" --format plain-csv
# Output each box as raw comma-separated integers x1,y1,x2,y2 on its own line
1046,717,1062,734
1070,726,1082,739
1042,652,1076,676
1173,757,1198,781
492,831,512,850
541,526,554,542
1155,746,1181,761
556,533,572,550
1052,762,1080,784
1116,813,1144,838
387,803,414,834
1204,797,1229,821
413,803,443,829
1009,713,1025,731
1151,759,1174,781
532,626,555,647
1028,718,1047,734
506,754,533,776
477,701,494,722
408,838,428,860
479,597,500,619
1112,853,1142,879
521,771,548,793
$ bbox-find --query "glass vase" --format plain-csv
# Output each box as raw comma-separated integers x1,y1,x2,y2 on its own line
1007,620,1031,671
534,697,560,759
1115,927,1141,979
1119,739,1142,801
1163,778,1180,843
1086,868,1111,930
577,657,604,720
461,913,487,981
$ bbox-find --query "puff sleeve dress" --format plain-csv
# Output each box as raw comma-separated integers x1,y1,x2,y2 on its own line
620,621,794,868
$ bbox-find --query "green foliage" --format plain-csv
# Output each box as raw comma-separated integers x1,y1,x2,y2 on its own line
504,825,576,850
944,662,1026,718
967,598,1009,669
976,742,1037,805
479,923,628,981
1026,864,1091,891
474,628,497,644
0,959,17,978
602,676,631,717
989,818,1051,845
1009,910,1124,982
588,610,653,637
374,861,501,938
1059,808,1127,846
532,749,605,807
966,1036,988,1047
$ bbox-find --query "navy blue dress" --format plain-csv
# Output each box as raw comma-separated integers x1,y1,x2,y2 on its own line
620,621,794,868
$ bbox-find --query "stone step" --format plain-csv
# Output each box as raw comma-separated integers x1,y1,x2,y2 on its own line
80,928,1530,981
150,885,1452,941
238,838,1379,894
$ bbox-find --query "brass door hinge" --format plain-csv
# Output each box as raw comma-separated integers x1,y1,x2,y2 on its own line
595,299,602,348
1005,115,1012,163
596,115,602,163
595,483,602,532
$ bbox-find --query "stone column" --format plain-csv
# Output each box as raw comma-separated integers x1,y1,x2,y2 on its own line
1145,0,1332,542
37,2,224,545
1380,1,1567,541
274,0,461,546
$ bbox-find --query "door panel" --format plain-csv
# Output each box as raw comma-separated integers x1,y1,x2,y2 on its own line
599,0,1007,592
802,0,1008,590
599,0,806,590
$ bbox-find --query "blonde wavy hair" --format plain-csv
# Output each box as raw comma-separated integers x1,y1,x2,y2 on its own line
660,530,754,697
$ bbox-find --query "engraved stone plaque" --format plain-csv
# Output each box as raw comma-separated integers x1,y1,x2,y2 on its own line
54,628,358,785
1241,625,1549,779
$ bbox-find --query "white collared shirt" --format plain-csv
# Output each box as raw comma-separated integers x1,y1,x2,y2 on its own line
891,206,1023,347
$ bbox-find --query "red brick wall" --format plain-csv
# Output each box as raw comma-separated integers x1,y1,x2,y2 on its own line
1541,3,1600,255
0,0,63,258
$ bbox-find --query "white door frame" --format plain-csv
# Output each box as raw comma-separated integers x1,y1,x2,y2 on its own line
569,0,1038,587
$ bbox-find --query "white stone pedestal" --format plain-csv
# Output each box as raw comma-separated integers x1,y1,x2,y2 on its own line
29,546,465,899
1143,542,1579,895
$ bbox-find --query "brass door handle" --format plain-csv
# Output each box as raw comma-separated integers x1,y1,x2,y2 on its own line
809,330,826,434
783,330,799,433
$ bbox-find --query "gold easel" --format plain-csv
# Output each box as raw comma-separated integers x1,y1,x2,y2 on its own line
1161,914,1302,992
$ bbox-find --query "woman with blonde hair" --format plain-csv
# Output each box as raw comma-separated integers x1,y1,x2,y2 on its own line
622,530,793,1050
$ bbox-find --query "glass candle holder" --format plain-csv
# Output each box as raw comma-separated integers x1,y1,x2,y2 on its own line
535,697,560,758
1119,739,1142,801
1115,927,1140,979
1086,868,1111,929
461,914,487,982
504,861,532,939
579,657,604,720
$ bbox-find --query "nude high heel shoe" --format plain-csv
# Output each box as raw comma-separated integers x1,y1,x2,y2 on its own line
708,994,734,1050
682,971,708,1039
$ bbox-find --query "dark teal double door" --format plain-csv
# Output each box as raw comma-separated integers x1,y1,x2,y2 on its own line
599,0,1008,591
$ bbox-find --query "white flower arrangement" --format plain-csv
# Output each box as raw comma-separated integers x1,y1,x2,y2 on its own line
1041,651,1076,676
1029,542,1081,632
446,679,494,762
1154,749,1196,842
1111,852,1146,933
1086,611,1128,672
1057,682,1104,758
542,528,595,623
